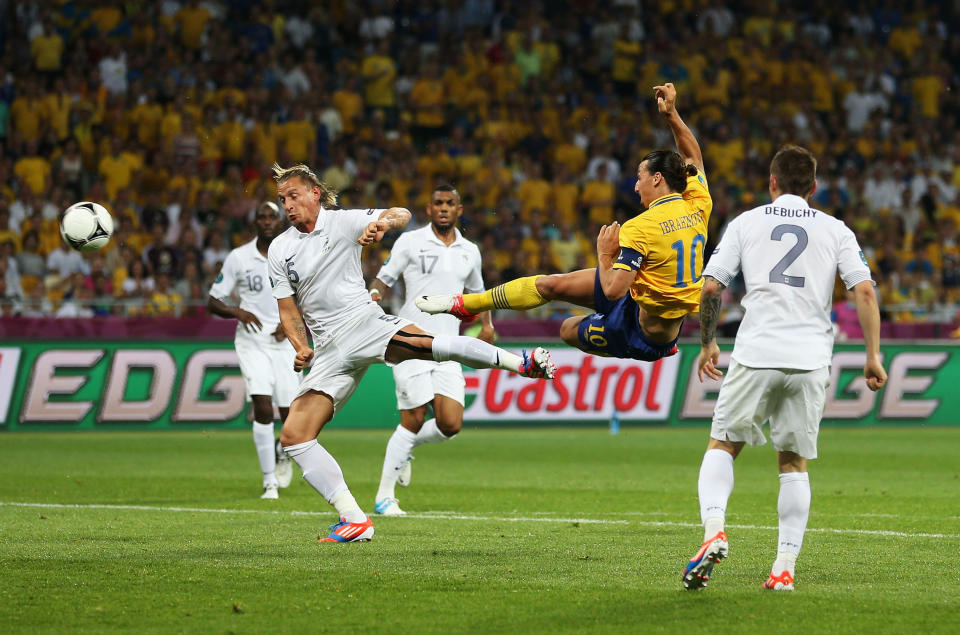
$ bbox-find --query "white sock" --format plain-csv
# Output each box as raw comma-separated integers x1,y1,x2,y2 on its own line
284,440,366,523
432,334,522,372
330,490,367,524
773,552,798,577
414,418,453,445
376,425,417,501
698,448,735,541
775,472,810,573
252,421,277,486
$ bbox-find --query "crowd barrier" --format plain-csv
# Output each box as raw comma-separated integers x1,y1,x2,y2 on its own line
1,335,956,430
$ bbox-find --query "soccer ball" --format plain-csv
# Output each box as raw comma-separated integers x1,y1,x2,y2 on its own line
60,202,114,252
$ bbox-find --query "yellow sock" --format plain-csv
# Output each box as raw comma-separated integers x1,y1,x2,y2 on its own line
463,276,547,312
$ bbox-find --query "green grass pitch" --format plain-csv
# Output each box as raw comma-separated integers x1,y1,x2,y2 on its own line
1,427,958,633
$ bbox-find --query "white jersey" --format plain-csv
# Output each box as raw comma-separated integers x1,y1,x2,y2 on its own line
376,225,484,336
267,207,386,340
209,239,286,346
703,193,873,370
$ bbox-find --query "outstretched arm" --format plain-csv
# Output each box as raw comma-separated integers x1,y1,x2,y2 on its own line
853,280,887,391
697,275,725,381
277,296,313,371
655,83,705,175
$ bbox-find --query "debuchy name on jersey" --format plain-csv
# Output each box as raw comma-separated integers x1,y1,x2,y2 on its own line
267,207,386,341
702,194,873,370
376,225,484,336
209,239,285,345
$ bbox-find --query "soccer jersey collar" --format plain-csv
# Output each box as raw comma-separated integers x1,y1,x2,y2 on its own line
297,207,328,237
647,193,684,209
425,225,465,248
245,238,267,261
771,194,810,209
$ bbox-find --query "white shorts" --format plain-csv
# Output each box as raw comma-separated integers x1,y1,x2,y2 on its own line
294,311,412,411
710,359,830,459
392,359,464,410
235,337,299,407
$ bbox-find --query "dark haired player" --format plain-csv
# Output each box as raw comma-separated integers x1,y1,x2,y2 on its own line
368,184,494,516
681,145,886,592
417,83,711,362
208,201,297,500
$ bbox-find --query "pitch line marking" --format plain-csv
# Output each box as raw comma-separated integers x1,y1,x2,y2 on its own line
1,502,957,539
0,502,624,526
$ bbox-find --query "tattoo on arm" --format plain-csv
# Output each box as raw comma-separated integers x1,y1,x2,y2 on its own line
699,275,726,346
286,313,307,346
294,318,307,344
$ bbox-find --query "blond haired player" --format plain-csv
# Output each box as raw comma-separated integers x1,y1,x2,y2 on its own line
682,145,887,591
267,164,554,543
417,84,711,362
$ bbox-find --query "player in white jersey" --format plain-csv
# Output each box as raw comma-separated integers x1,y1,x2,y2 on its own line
267,164,555,543
368,185,495,516
208,202,298,500
681,145,887,591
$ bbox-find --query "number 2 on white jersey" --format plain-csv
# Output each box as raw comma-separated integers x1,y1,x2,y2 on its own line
768,224,808,288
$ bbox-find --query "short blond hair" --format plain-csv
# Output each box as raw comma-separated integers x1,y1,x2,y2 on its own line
272,163,338,207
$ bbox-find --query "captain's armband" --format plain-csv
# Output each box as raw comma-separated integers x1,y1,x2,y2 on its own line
614,247,644,271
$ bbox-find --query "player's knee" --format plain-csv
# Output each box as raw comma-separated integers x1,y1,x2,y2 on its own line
560,317,582,346
251,397,274,423
777,451,806,472
278,427,302,447
401,411,426,430
536,273,566,300
436,416,462,437
708,438,744,458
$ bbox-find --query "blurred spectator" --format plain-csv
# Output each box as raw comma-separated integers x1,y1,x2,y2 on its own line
21,281,52,317
16,230,45,282
361,39,397,122
99,41,128,95
0,205,17,247
46,240,89,286
119,259,154,312
30,20,64,73
14,140,51,196
862,162,902,214
143,224,181,277
56,273,94,318
175,1,212,51
585,140,621,184
148,272,182,316
0,243,22,299
202,231,230,272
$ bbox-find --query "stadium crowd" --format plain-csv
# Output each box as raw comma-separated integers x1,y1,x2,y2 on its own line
0,0,958,332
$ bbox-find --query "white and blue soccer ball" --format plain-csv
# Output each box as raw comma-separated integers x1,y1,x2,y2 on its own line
59,201,114,252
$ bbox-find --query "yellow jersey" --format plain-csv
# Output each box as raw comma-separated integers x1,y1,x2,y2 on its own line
613,170,712,318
